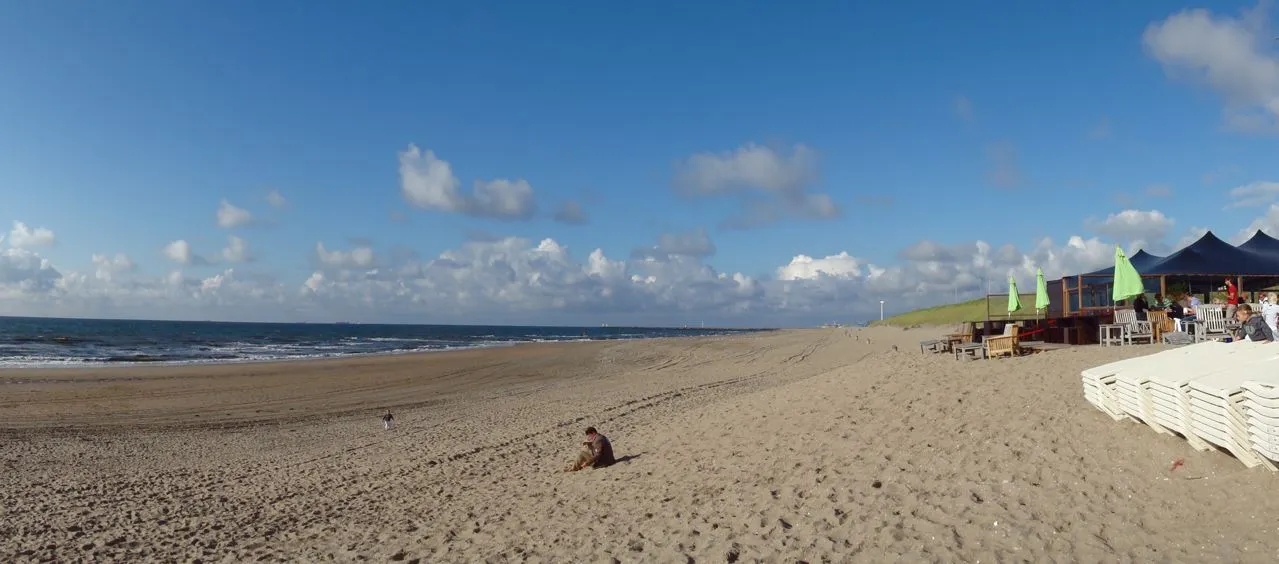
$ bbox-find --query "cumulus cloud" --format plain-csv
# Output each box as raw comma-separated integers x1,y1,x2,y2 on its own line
1235,204,1279,243
315,242,375,270
265,190,287,208
91,253,135,282
1226,181,1279,208
398,144,537,220
553,200,589,224
8,221,56,249
776,252,863,281
673,143,839,228
163,240,197,265
1144,3,1279,131
634,228,716,259
216,200,254,228
221,236,251,263
12,205,1279,324
1086,210,1176,249
0,248,61,296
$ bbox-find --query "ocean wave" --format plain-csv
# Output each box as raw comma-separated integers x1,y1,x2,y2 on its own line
0,320,756,369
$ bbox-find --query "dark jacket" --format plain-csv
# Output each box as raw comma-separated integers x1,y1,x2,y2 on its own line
1242,315,1275,342
589,434,615,468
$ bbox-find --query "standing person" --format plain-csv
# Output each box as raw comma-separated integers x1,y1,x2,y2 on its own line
564,426,615,472
1225,278,1239,322
1236,305,1274,343
1263,293,1279,336
382,410,395,430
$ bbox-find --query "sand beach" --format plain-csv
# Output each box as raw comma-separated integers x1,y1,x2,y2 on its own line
5,327,1279,562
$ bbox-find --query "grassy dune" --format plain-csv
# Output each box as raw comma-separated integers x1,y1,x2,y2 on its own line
871,294,1039,327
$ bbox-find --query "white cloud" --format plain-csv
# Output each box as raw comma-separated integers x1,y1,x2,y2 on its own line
216,200,254,228
1226,181,1279,208
1172,226,1211,251
398,144,537,220
777,252,863,281
1235,204,1279,243
163,240,196,265
1086,210,1175,247
1146,184,1174,198
90,253,135,282
673,143,839,227
221,236,251,263
0,248,61,295
15,206,1279,324
1144,3,1279,131
471,179,535,220
634,228,716,259
265,190,287,208
315,242,375,270
8,221,56,249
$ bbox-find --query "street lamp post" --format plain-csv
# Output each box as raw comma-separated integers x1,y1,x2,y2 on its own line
879,300,885,321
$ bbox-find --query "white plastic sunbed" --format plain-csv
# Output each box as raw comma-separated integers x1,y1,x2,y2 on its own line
1240,378,1279,464
1082,340,1279,470
1187,360,1279,470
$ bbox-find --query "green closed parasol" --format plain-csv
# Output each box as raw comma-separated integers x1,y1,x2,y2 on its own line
1007,275,1022,316
1035,267,1050,319
1112,246,1145,303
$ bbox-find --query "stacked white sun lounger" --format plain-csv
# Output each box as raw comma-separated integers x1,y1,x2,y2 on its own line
1127,342,1239,447
1082,341,1279,470
1185,353,1279,470
1081,343,1221,423
1081,356,1144,421
1240,378,1279,464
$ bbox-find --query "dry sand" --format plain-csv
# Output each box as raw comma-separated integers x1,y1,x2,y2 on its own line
4,327,1279,562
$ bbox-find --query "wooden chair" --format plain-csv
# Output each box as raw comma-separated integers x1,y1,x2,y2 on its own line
1114,309,1154,345
1147,310,1170,343
984,325,1020,359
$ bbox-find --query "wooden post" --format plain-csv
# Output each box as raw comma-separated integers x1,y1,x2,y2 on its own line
1062,277,1069,316
1160,275,1167,301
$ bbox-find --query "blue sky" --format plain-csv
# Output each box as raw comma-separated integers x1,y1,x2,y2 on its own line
1,1,1278,325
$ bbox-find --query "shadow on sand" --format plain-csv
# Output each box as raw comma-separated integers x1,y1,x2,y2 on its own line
613,453,643,465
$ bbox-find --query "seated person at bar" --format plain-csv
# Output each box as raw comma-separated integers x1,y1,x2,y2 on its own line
1153,293,1170,309
1133,293,1149,321
1236,304,1274,342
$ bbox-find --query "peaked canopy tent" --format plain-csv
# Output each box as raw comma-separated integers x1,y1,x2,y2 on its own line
1238,230,1279,256
1059,231,1279,315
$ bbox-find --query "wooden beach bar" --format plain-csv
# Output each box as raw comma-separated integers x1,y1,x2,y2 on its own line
972,231,1279,346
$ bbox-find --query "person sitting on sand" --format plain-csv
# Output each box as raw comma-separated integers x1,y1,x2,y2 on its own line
1236,305,1274,343
565,427,615,472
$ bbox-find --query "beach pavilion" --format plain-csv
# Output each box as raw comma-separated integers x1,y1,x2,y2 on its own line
980,230,1279,345
1054,231,1279,317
